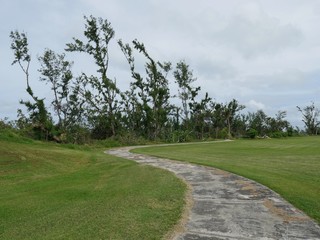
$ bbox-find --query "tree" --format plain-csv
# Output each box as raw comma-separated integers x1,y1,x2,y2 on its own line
266,111,289,134
10,30,52,140
223,99,245,138
297,102,320,135
232,113,248,138
118,40,148,136
119,39,172,140
173,60,200,127
189,92,212,139
66,15,121,138
38,49,73,130
247,110,268,136
210,102,225,138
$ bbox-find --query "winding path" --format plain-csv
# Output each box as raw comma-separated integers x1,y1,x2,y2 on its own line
106,144,320,240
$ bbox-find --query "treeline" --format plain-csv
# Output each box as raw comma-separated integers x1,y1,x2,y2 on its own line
7,16,320,144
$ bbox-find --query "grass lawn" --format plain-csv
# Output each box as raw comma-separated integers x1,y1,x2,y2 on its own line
0,134,186,239
133,137,320,224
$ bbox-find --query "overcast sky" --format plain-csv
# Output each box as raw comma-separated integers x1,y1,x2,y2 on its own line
1,0,320,128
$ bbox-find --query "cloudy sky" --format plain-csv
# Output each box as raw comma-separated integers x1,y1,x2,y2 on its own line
1,0,320,128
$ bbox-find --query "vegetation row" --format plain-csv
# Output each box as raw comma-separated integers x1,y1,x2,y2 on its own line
5,16,320,144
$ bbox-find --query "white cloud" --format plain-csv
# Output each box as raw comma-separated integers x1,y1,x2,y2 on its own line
247,99,266,111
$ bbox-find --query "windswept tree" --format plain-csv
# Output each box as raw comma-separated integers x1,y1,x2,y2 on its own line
245,110,291,137
297,102,320,135
38,49,73,130
119,39,172,140
223,99,245,138
118,40,146,136
173,60,200,127
10,30,52,140
66,15,121,138
266,110,289,133
247,110,268,136
231,113,248,138
209,102,225,138
189,92,212,139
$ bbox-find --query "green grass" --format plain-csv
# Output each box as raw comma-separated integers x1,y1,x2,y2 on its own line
0,136,186,239
133,137,320,224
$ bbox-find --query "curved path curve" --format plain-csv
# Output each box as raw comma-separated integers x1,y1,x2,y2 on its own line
106,144,320,240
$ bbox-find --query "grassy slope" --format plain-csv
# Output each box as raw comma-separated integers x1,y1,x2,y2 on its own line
133,137,320,224
0,133,186,239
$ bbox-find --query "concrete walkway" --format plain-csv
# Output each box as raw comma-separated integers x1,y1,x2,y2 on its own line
106,145,320,240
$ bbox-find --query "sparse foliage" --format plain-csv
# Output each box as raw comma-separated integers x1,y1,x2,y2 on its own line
10,30,52,140
297,103,320,135
119,39,172,140
38,49,73,129
66,15,121,138
174,60,200,126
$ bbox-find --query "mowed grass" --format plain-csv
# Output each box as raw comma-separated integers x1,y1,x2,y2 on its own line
0,136,186,239
133,137,320,224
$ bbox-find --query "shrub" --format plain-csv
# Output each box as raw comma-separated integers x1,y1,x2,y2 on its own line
219,127,229,139
246,128,258,139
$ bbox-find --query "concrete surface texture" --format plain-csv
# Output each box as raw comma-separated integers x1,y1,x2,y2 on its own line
107,146,320,240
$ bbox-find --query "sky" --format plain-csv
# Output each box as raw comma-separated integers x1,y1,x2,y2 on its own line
1,0,320,128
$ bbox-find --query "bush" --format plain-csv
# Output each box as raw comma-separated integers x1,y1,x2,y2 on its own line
219,128,229,139
65,125,91,144
166,130,193,143
246,128,258,139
